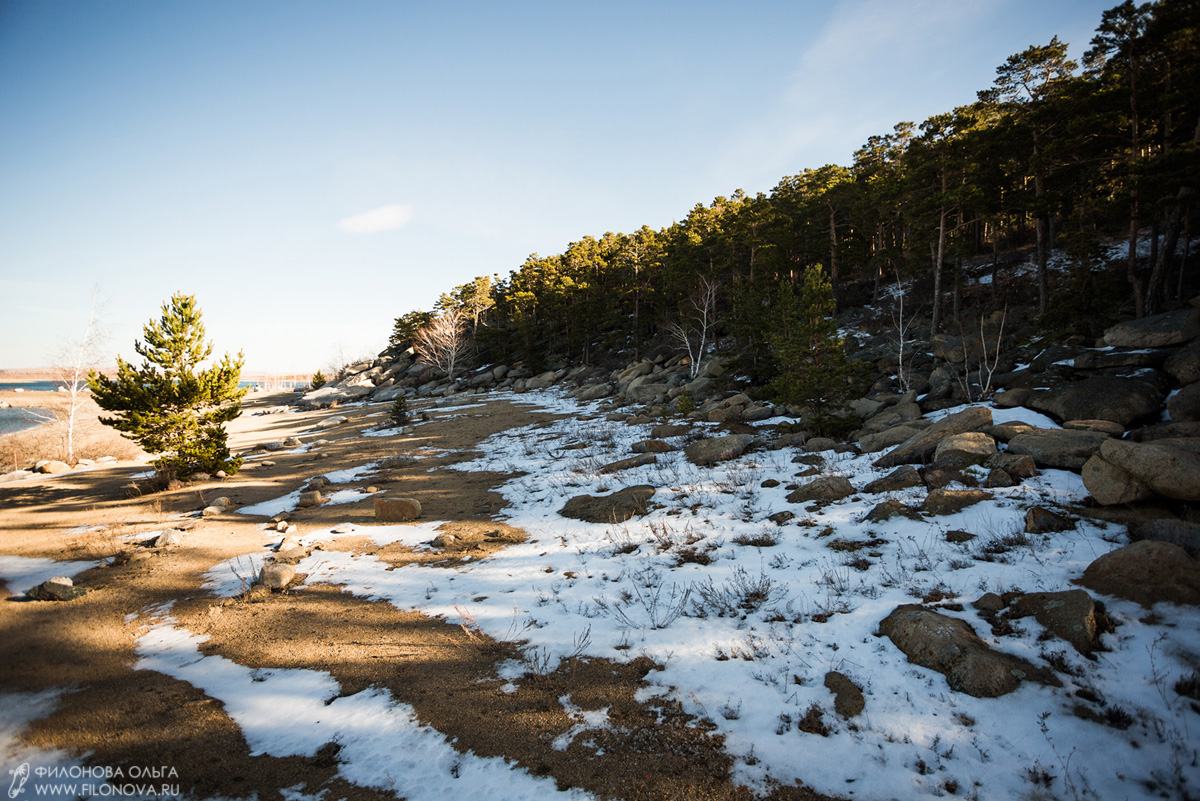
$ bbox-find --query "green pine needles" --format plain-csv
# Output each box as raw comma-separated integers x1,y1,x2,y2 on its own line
767,265,868,434
88,293,247,479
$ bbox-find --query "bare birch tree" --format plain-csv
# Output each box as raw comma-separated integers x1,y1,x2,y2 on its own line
51,286,106,464
414,307,471,381
666,277,719,380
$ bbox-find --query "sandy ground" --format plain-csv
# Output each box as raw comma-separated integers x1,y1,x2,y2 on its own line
0,391,835,801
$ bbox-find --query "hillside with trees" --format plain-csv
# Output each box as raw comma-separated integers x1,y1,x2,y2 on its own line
388,0,1198,388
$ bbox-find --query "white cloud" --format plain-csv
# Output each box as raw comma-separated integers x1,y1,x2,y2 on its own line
337,204,414,234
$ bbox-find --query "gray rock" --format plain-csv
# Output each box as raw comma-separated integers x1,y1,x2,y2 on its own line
874,406,993,468
631,439,673,454
933,432,997,466
1028,377,1163,427
864,499,922,522
26,576,87,601
863,465,923,494
1024,506,1073,534
879,604,1059,698
1103,308,1200,348
600,453,657,474
1007,429,1108,471
1130,519,1200,553
1168,382,1200,422
258,563,297,590
1079,540,1200,607
684,434,757,466
1081,452,1155,505
787,476,855,504
575,383,613,401
154,530,184,547
1009,590,1100,653
374,496,422,521
296,490,326,508
922,489,991,516
1094,438,1200,501
1165,340,1200,385
857,425,921,454
559,485,655,523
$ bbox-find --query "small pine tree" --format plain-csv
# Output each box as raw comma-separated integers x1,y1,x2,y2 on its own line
88,293,247,479
311,370,327,390
767,266,867,433
389,396,409,426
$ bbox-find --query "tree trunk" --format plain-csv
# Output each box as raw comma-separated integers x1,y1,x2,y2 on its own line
931,207,947,335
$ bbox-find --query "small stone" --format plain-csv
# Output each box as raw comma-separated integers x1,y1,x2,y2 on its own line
768,510,794,525
201,505,223,517
215,470,227,479
258,563,297,590
985,468,1016,489
297,490,326,508
374,496,422,522
154,530,183,548
972,593,1006,613
1025,506,1073,534
306,476,332,491
922,489,992,516
945,530,976,543
27,577,86,601
261,460,276,467
210,496,232,511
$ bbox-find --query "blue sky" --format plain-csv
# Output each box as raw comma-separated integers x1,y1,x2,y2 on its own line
0,0,1116,373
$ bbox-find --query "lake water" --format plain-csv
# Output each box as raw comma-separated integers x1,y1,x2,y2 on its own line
0,381,62,393
0,407,54,436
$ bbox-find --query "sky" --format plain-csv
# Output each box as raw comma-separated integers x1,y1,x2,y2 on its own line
0,0,1118,374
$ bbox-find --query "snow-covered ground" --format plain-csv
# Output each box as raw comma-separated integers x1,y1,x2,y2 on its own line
199,390,1200,800
4,389,1198,800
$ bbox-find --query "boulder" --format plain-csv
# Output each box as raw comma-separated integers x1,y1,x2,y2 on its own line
1102,308,1200,348
922,489,991,516
632,439,673,454
1062,419,1125,436
258,563,297,591
805,437,838,453
314,415,349,430
879,604,1058,698
35,461,70,474
526,370,560,390
823,671,865,718
787,476,855,504
26,576,87,601
864,465,923,494
1078,540,1200,607
1167,382,1200,422
874,406,993,468
1028,377,1163,427
600,453,657,474
1009,590,1101,653
1081,453,1155,506
574,384,613,402
933,432,997,466
858,425,922,454
560,485,655,524
684,434,756,466
1093,438,1200,501
374,496,422,522
985,468,1016,488
1007,429,1108,471
1129,518,1200,553
864,499,922,522
1165,339,1200,386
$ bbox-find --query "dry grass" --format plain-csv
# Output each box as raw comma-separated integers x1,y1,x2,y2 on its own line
0,391,143,470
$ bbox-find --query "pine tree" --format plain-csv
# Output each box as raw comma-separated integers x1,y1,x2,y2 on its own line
767,266,866,433
88,293,247,479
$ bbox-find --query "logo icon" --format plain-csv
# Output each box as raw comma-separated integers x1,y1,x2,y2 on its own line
7,763,30,799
